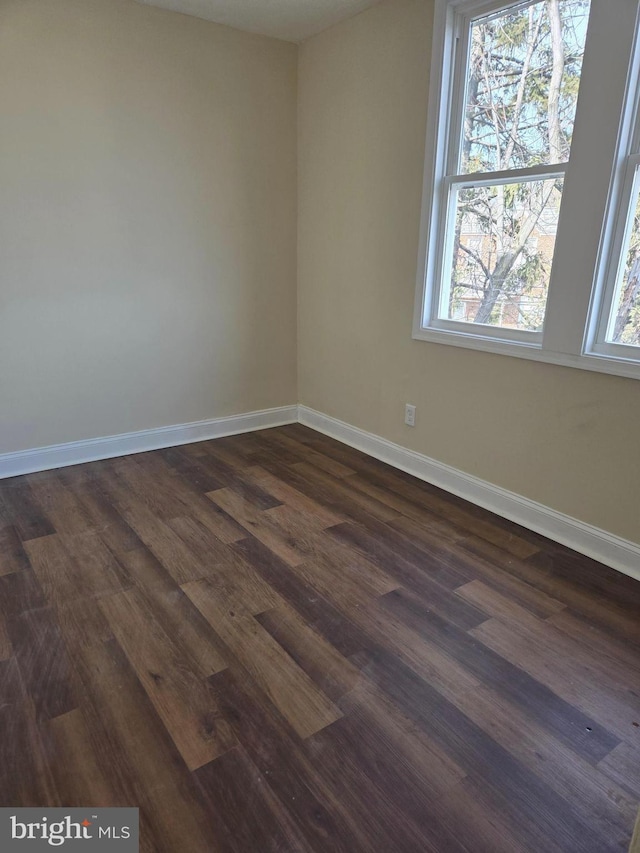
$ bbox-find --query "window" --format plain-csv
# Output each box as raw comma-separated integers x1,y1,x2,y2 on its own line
414,0,640,379
587,18,640,360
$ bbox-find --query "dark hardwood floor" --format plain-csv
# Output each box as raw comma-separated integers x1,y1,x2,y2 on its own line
0,423,638,852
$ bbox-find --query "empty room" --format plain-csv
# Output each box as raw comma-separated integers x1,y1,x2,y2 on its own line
1,0,639,850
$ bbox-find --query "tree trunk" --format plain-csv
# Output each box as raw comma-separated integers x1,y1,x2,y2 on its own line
547,0,565,164
472,251,519,324
613,253,640,342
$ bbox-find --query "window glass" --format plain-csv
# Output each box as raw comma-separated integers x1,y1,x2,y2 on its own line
443,177,562,330
461,0,591,174
607,166,640,347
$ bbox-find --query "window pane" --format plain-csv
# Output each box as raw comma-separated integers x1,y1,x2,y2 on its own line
607,168,640,346
461,0,590,173
442,177,563,331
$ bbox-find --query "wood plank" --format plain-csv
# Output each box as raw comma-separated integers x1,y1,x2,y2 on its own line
456,578,543,628
276,425,390,473
327,521,488,628
0,479,56,541
337,677,466,799
208,666,369,852
182,449,283,511
451,683,637,843
349,599,482,704
305,715,462,853
598,741,640,800
354,466,540,559
261,458,401,528
23,534,80,609
54,593,114,651
0,525,31,576
203,433,263,468
529,544,640,607
452,770,605,853
96,463,214,583
118,546,228,678
379,587,620,762
429,777,530,853
62,530,132,593
391,514,567,615
285,562,481,705
157,446,227,492
296,535,400,600
167,515,280,613
109,501,206,584
25,532,130,607
348,646,609,853
348,514,473,587
194,745,314,853
57,466,143,556
72,637,230,852
259,481,350,546
262,431,355,479
6,606,77,723
99,587,234,770
291,462,402,523
185,500,249,546
0,490,12,529
546,608,640,678
233,536,369,658
44,709,120,808
256,603,360,701
27,472,94,536
471,616,639,742
207,487,308,566
183,579,342,739
0,657,59,807
106,456,190,519
143,448,253,542
0,567,49,619
347,472,464,534
630,809,640,853
283,552,397,621
0,615,11,660
245,464,345,528
462,535,640,643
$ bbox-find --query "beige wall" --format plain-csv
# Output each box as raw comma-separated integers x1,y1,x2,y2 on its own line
0,0,297,453
298,0,640,544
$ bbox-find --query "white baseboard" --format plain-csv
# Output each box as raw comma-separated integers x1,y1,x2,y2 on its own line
2,401,637,583
298,405,640,583
0,405,298,480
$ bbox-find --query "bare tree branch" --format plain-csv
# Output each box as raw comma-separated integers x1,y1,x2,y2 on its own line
458,242,491,279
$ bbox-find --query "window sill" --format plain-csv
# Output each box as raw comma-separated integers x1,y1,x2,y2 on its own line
412,326,640,380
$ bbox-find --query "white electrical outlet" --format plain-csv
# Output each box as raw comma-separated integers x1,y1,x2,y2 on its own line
405,404,416,427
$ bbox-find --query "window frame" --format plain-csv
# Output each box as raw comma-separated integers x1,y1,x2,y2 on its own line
413,0,640,380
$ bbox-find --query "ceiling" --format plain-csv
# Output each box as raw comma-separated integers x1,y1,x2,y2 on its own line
135,0,385,43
